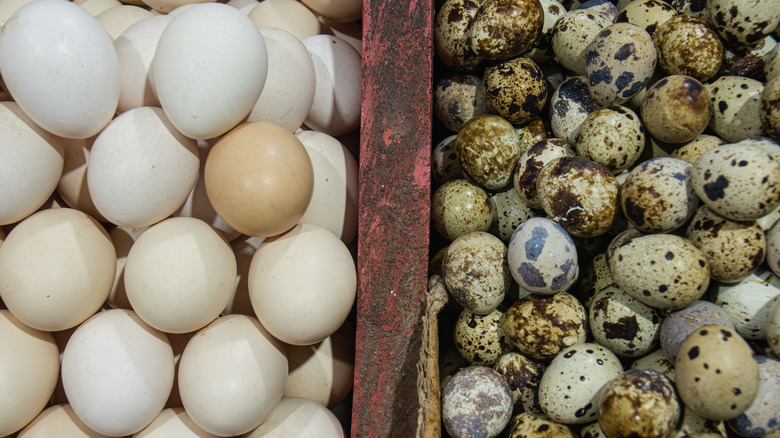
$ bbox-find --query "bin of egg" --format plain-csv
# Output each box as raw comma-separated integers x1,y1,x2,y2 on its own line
0,0,366,436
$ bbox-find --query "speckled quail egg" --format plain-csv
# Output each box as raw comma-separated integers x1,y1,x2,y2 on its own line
714,269,780,340
432,179,493,241
550,76,601,146
660,300,737,362
584,23,658,106
615,0,678,37
432,135,465,187
514,139,575,209
705,76,765,143
514,117,547,156
671,134,726,165
767,296,780,361
502,291,588,361
443,231,510,314
577,105,645,173
727,355,780,437
537,156,620,238
434,73,490,133
654,15,724,82
457,114,520,190
608,233,711,310
769,220,780,277
551,9,613,75
440,344,471,389
454,308,514,366
493,351,545,414
434,0,484,73
538,343,624,425
573,252,614,308
686,205,767,283
507,217,579,295
578,0,618,20
762,75,780,142
691,142,780,221
597,368,680,438
734,136,780,162
631,348,676,382
641,75,712,144
483,56,548,125
489,187,539,242
674,405,729,437
710,0,780,46
505,412,577,437
442,366,514,438
720,35,777,80
589,285,663,358
581,420,609,438
526,0,567,63
620,157,698,233
468,0,544,60
675,324,760,421
767,44,780,81
606,228,645,261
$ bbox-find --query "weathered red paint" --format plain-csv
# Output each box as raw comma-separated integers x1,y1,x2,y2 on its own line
353,0,434,435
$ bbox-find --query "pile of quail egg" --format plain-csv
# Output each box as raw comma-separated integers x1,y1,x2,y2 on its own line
430,0,780,436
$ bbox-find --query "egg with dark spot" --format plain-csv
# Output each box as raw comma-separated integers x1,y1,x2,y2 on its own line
654,15,724,82
432,179,493,241
434,73,490,133
615,0,677,38
720,34,776,80
710,0,780,46
769,219,780,278
578,0,618,20
660,300,736,362
434,0,484,73
493,351,546,414
526,0,567,64
468,0,544,60
675,404,729,436
483,56,548,125
589,285,663,358
705,76,765,143
667,0,713,25
714,269,780,340
550,76,601,146
443,231,510,314
432,134,464,186
505,412,577,437
456,114,521,190
631,349,676,382
580,420,609,438
551,9,613,75
641,75,712,144
675,324,760,421
454,308,514,366
442,365,514,438
573,251,614,308
761,75,780,142
671,134,726,165
514,116,548,157
727,355,780,437
513,139,575,209
577,105,645,173
489,187,540,242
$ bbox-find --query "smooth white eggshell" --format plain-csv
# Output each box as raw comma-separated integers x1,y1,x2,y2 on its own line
133,408,217,438
62,309,174,437
178,315,288,437
0,310,59,437
96,5,153,40
317,15,362,55
227,0,260,14
248,223,357,345
0,0,120,139
0,0,33,27
248,0,320,41
114,15,171,113
56,136,107,222
303,34,362,137
153,3,268,139
714,269,780,340
75,0,122,16
0,101,64,225
243,397,345,438
87,106,199,228
18,404,109,438
295,130,358,245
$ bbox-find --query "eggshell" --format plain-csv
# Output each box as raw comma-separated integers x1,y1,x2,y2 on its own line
483,57,548,125
505,413,577,437
87,106,200,228
76,0,121,16
577,105,645,173
456,114,520,190
769,219,780,277
301,0,361,23
727,356,780,437
153,3,268,139
248,224,356,345
710,0,780,46
507,217,578,295
18,404,109,438
62,309,174,436
660,300,735,362
433,73,489,132
550,9,613,75
589,285,663,357
223,235,265,317
767,295,780,355
454,308,512,366
671,134,725,165
248,0,320,41
0,208,116,331
549,76,601,146
178,315,288,437
0,0,119,139
0,0,33,27
228,0,260,14
303,34,361,137
654,15,723,82
243,397,344,437
0,101,64,225
762,76,780,142
468,0,544,61
631,349,676,382
574,252,614,307
96,5,153,40
0,310,59,437
705,76,765,143
714,270,780,340
489,186,539,242
493,352,545,414
526,0,567,63
641,75,712,144
434,0,483,73
106,225,146,310
141,0,209,14
443,232,510,314
55,136,107,222
432,179,494,241
442,366,513,438
133,408,217,438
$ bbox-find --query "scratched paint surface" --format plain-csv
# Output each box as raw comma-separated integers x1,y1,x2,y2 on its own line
353,0,434,435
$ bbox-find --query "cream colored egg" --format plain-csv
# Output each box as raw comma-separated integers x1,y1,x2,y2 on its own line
317,14,362,54
295,130,358,245
87,106,200,228
228,0,260,14
223,235,265,317
141,0,209,14
0,310,59,437
55,136,107,222
76,0,122,16
247,27,316,132
302,0,361,23
249,224,356,345
248,0,320,41
179,315,288,437
303,34,361,137
125,217,237,334
133,408,217,438
0,101,64,225
243,397,345,437
0,208,115,331
62,309,174,437
18,404,109,438
97,5,153,40
107,225,147,310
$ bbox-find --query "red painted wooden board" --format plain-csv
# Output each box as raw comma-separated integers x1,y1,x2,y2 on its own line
353,0,434,435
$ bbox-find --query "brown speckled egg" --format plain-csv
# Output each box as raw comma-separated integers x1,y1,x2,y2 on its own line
620,157,699,233
443,231,510,314
660,300,736,362
432,134,464,187
454,308,513,366
483,57,548,125
489,187,539,242
515,117,548,156
675,325,760,421
721,35,777,80
505,412,577,437
654,15,724,82
550,76,601,146
691,143,780,221
574,252,614,308
434,0,484,73
710,0,780,46
761,75,780,142
576,105,645,173
727,355,780,437
589,285,663,358
432,179,493,241
585,23,658,106
581,421,608,438
598,368,680,438
608,233,711,310
582,0,619,20
631,349,676,382
457,114,520,190
502,291,588,361
675,405,729,437
671,134,726,165
641,75,712,144
493,351,545,414
767,44,780,82
615,0,677,38
434,73,490,133
442,366,514,438
705,76,765,143
768,297,780,364
769,220,780,277
514,138,575,209
686,205,766,284
551,9,613,75
667,0,713,25
468,0,544,61
537,156,620,238
526,0,567,64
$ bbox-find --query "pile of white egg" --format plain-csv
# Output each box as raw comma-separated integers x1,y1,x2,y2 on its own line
0,0,361,436
430,0,780,437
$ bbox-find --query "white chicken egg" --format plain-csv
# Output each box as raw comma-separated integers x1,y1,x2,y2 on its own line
96,5,153,41
17,403,109,438
132,408,217,438
248,0,321,41
243,397,345,438
55,136,107,222
75,0,121,16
